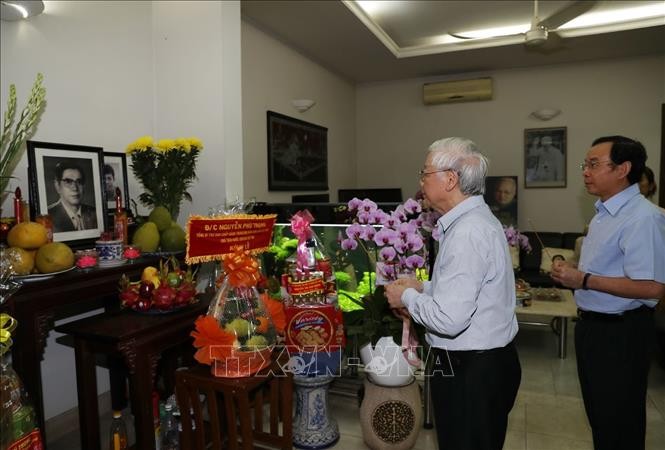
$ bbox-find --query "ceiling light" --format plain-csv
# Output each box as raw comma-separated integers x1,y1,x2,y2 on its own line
292,99,316,113
451,24,529,40
1,1,44,21
530,108,561,121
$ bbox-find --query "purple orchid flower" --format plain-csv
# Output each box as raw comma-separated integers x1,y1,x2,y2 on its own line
379,247,397,261
347,197,363,211
361,225,377,241
374,228,399,247
405,254,425,269
432,226,443,241
403,198,422,215
346,223,363,240
359,198,378,214
397,221,417,240
341,238,358,251
406,233,424,252
394,239,408,254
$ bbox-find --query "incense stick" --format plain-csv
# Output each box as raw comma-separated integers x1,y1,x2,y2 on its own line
527,219,554,261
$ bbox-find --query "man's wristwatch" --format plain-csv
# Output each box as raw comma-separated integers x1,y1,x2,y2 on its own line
582,272,591,290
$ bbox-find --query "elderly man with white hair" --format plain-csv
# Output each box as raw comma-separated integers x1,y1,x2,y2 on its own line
386,137,521,450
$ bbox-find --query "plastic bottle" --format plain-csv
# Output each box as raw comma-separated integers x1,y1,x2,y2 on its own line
108,410,128,450
160,403,179,450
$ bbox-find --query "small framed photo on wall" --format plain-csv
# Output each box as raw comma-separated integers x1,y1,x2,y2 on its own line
524,127,567,188
102,152,130,211
27,140,106,246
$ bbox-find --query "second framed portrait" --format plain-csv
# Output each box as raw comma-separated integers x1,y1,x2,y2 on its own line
524,127,567,188
27,140,106,246
102,152,130,211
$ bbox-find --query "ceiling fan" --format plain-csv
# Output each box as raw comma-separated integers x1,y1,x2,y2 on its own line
450,0,598,52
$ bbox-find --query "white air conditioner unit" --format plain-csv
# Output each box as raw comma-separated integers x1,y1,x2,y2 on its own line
423,78,493,105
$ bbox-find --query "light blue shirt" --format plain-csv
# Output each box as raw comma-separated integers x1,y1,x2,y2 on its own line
576,183,665,313
402,196,519,351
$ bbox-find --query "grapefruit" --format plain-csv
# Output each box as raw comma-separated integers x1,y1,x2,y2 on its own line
4,247,35,275
160,224,185,252
148,206,172,232
7,222,49,249
35,242,75,273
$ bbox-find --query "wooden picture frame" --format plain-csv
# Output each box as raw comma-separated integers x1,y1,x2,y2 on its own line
267,111,328,191
27,140,106,246
524,127,567,188
102,152,130,211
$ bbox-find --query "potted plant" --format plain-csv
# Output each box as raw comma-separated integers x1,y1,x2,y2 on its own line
338,197,440,387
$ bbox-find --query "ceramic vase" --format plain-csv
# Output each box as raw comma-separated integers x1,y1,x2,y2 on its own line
292,374,339,449
359,377,422,450
359,336,416,387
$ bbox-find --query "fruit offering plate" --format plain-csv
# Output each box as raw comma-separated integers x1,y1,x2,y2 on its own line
12,266,75,282
125,298,199,315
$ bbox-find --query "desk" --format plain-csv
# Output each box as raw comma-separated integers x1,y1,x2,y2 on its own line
515,289,577,359
2,256,167,439
55,298,210,450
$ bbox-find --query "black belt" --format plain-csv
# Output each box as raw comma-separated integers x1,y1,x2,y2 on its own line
577,305,652,322
433,341,514,360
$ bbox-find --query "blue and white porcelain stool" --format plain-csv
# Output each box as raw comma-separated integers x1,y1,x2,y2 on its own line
292,374,339,449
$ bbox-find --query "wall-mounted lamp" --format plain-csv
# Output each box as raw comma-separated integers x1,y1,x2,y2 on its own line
1,1,44,21
530,108,561,121
291,99,316,113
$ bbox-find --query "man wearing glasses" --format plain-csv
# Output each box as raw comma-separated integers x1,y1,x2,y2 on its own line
386,137,521,450
48,161,98,232
552,136,665,450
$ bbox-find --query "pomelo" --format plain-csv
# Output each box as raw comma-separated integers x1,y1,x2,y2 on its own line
35,242,74,273
7,222,48,250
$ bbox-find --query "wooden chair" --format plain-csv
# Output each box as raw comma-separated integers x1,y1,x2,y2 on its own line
175,362,292,450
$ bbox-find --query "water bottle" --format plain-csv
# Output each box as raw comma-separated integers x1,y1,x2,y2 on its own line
160,403,179,450
108,410,128,450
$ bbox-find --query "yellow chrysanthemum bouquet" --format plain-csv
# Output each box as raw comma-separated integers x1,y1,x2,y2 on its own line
126,136,203,220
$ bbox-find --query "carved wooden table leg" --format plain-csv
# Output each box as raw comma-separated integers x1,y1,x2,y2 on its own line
74,338,101,450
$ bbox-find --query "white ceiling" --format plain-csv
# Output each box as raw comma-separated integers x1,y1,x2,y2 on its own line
241,0,665,83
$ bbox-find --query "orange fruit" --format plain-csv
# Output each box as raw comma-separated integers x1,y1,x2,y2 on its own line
35,242,74,273
4,247,35,275
7,222,49,250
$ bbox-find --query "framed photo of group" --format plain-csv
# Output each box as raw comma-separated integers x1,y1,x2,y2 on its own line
27,140,106,246
267,111,328,191
524,126,567,188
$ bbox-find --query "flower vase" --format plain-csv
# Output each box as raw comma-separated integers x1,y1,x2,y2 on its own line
292,374,339,449
359,336,416,387
359,377,422,450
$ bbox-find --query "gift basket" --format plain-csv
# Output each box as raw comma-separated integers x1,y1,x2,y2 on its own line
187,203,282,378
281,210,345,376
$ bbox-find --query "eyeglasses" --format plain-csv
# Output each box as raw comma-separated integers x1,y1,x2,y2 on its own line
61,178,84,187
419,168,454,180
579,160,615,171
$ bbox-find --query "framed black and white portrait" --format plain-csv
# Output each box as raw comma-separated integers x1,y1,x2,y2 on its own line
102,152,130,211
524,127,567,188
27,141,106,246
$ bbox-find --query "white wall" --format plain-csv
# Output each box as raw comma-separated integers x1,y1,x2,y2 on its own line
1,0,242,419
241,21,356,203
356,55,665,232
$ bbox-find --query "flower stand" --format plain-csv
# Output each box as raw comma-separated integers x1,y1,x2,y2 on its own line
359,377,422,450
292,374,339,449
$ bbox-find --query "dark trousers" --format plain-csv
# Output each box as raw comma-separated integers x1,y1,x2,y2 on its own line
430,342,521,450
575,306,654,450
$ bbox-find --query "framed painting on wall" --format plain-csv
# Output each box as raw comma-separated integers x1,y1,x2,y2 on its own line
27,140,106,246
524,126,567,188
267,111,328,191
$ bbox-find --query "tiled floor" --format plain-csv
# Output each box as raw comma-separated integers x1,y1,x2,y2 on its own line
48,322,665,450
